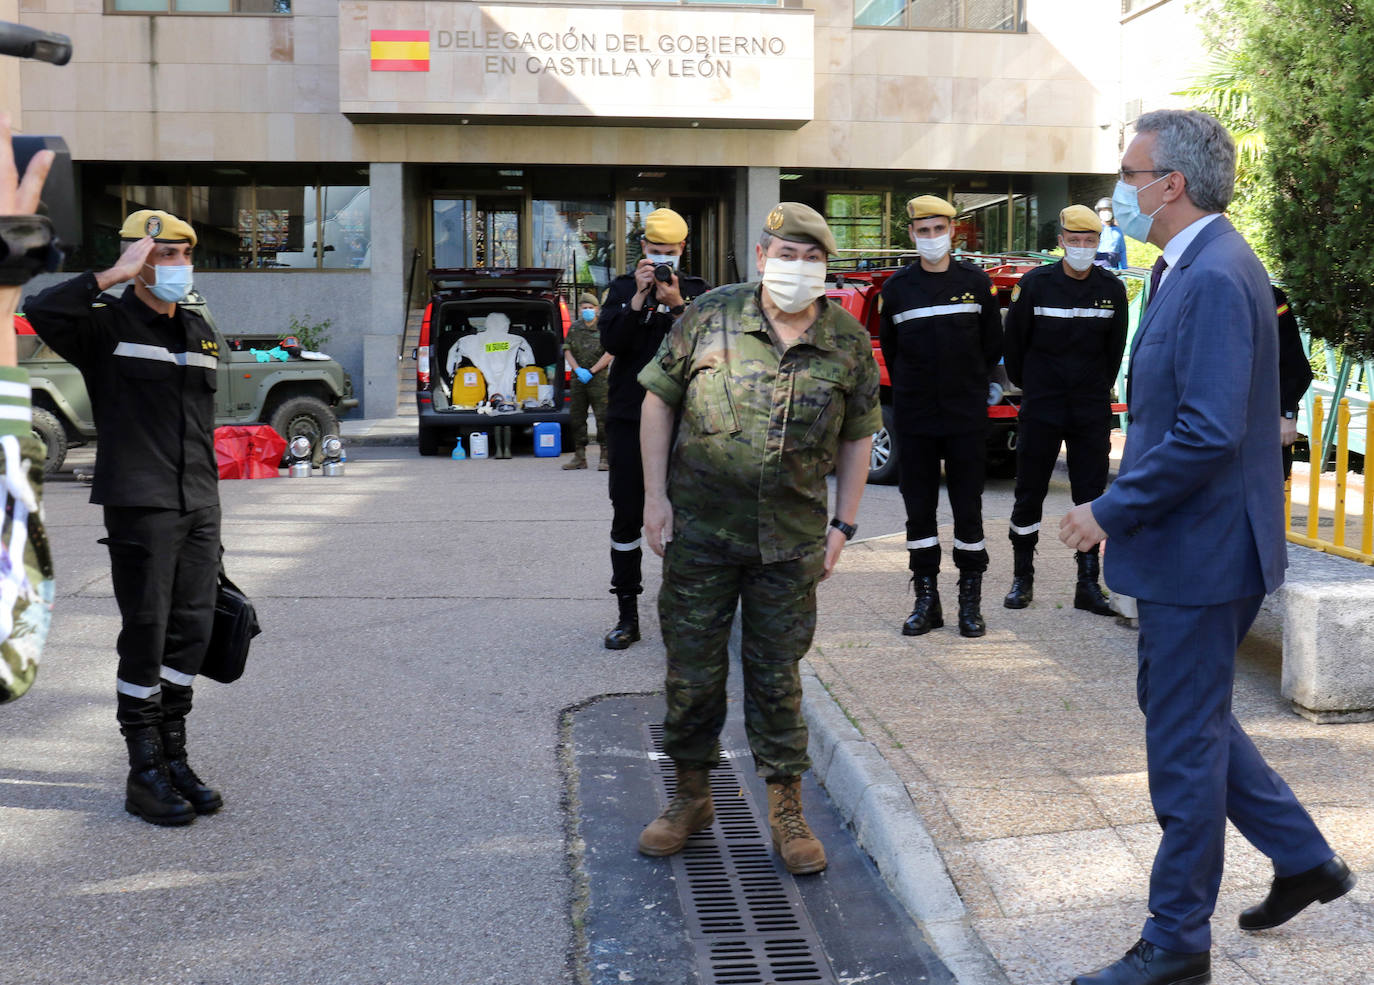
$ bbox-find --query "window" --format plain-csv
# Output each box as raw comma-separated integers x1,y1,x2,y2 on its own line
826,194,887,253
109,0,290,13
856,0,1024,31
533,199,616,297
76,165,370,271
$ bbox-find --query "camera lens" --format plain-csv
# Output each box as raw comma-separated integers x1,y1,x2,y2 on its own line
654,264,673,284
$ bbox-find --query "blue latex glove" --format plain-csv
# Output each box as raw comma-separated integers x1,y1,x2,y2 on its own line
267,346,290,362
574,367,593,384
250,348,271,363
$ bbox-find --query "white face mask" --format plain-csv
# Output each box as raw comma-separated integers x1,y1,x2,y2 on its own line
1063,246,1097,272
915,233,951,264
646,252,680,270
761,257,827,314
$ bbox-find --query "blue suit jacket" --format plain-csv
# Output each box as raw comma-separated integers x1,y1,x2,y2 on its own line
1095,216,1286,605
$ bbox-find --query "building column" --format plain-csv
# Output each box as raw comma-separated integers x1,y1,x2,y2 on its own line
363,162,404,418
733,166,779,283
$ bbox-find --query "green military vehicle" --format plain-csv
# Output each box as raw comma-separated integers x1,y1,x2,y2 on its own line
17,290,358,474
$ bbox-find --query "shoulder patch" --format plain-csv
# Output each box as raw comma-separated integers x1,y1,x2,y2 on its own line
989,284,998,296
1010,284,1020,303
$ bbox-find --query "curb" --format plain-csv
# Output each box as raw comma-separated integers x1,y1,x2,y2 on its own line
800,663,1011,985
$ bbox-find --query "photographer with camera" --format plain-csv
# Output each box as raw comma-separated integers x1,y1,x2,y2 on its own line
598,208,709,650
23,208,224,826
0,112,56,706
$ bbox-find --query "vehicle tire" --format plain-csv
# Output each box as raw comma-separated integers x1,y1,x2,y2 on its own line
266,395,338,466
868,404,900,485
31,407,68,475
418,426,440,456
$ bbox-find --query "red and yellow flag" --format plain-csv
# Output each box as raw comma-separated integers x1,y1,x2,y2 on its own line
370,30,430,72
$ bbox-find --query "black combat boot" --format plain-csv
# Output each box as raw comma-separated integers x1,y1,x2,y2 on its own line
122,725,196,826
159,719,223,815
957,572,986,638
1074,551,1114,616
1004,544,1035,609
902,575,943,636
604,593,640,650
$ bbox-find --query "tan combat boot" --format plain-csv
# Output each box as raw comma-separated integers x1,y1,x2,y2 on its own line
562,450,588,470
767,777,827,875
638,767,714,856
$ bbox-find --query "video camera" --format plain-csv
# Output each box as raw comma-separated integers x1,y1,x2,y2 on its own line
1,20,75,286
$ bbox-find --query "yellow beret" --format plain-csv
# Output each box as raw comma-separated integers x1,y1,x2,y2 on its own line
578,292,600,307
643,208,688,245
763,201,838,255
905,195,957,220
120,209,197,247
1059,204,1104,234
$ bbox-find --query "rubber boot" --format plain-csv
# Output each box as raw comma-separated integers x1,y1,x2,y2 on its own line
957,572,986,638
496,426,512,459
1003,545,1035,609
767,776,827,875
604,593,640,650
638,766,714,856
562,450,588,470
1074,551,1114,616
902,574,943,636
122,726,196,827
159,720,223,815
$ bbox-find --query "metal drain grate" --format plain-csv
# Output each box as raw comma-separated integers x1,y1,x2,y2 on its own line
645,724,836,985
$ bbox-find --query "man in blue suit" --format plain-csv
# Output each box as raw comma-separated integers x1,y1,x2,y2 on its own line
1060,109,1354,985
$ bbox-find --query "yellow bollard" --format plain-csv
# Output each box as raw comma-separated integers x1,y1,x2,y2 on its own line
1333,399,1350,548
1307,396,1323,541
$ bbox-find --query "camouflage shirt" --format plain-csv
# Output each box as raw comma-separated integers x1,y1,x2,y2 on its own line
638,283,881,564
563,319,606,369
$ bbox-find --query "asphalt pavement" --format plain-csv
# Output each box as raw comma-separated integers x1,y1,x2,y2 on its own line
4,434,1371,985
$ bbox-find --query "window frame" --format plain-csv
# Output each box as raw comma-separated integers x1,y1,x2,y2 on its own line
105,0,291,15
853,0,1026,33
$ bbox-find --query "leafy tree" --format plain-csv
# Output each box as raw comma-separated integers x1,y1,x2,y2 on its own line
1223,0,1374,357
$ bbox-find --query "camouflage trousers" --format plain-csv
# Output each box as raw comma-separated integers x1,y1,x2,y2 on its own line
658,541,825,779
567,375,609,453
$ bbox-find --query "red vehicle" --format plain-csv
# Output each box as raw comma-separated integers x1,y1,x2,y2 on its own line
826,252,1052,483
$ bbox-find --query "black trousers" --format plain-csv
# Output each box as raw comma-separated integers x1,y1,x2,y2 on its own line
102,505,221,729
1008,416,1110,552
606,418,645,596
897,430,988,576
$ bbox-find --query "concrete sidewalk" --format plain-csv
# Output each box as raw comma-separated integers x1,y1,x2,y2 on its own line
805,529,1374,985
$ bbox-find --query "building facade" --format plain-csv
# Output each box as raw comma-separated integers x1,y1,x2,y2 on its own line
10,0,1203,417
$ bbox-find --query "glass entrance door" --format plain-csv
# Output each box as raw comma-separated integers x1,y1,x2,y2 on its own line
432,196,522,268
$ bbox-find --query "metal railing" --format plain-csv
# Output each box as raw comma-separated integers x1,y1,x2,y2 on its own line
1286,395,1373,565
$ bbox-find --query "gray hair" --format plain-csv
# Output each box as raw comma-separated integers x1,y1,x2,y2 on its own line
1133,109,1236,213
758,231,774,250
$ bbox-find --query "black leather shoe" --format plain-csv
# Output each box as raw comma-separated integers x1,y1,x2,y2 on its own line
604,594,640,650
902,575,942,636
1239,855,1356,931
956,572,986,638
1003,574,1033,609
1072,939,1210,985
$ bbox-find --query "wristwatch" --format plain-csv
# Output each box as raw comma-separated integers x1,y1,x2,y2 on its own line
1283,410,1298,419
669,304,687,316
829,518,857,541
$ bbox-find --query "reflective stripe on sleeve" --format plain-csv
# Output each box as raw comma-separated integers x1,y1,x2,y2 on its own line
953,538,987,552
892,303,983,324
611,537,643,551
116,678,161,699
906,537,939,550
1030,307,1116,319
160,667,196,687
0,405,32,423
0,380,31,399
1010,522,1040,535
113,341,218,369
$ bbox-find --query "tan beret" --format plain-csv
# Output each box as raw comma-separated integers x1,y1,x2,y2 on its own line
643,208,688,245
578,292,600,308
1060,204,1104,234
762,201,837,255
120,209,197,247
905,195,957,220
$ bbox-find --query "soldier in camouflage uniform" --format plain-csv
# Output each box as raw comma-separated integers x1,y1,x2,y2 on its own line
636,203,881,875
0,119,56,706
561,291,612,471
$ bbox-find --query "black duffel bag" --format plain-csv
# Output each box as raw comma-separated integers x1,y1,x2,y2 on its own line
201,569,261,684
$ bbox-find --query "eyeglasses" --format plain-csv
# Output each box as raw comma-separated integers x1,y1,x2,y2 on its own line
1119,168,1171,180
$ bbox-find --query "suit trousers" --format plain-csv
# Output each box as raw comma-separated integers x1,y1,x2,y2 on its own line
102,504,221,729
658,541,823,779
1136,596,1333,953
606,418,645,596
897,429,988,575
1008,416,1110,549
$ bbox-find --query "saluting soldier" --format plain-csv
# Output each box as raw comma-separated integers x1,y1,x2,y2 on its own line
598,209,710,649
879,195,1003,638
24,210,224,826
636,203,879,875
1002,205,1129,613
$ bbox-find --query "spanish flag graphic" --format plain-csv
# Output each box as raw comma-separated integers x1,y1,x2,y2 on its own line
370,30,430,72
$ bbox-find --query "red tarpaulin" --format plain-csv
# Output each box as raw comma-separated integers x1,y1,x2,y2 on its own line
215,425,287,480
